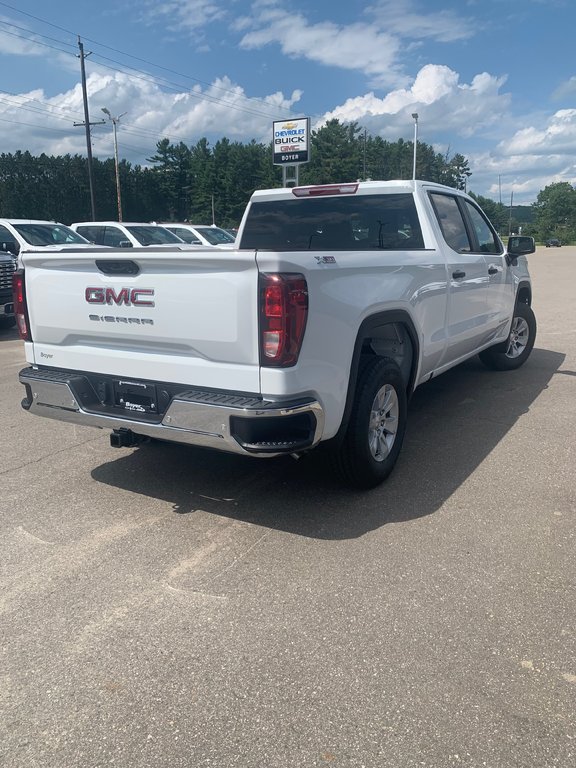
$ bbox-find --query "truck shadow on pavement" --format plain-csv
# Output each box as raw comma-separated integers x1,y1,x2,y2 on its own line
91,348,565,539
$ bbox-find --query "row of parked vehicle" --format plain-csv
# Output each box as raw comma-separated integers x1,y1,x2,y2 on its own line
0,218,237,330
0,218,236,255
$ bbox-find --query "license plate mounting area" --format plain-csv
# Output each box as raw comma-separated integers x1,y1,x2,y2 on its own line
113,379,158,414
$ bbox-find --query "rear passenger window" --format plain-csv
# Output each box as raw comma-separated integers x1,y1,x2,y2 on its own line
103,227,127,247
429,193,471,253
76,226,103,244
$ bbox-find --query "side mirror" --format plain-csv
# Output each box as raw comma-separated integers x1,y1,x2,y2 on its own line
506,235,535,265
118,240,133,248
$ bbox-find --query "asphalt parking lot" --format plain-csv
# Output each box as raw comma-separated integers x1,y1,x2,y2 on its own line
1,246,575,768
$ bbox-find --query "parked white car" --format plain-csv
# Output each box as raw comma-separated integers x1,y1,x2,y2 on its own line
70,221,198,249
0,218,94,256
162,224,236,248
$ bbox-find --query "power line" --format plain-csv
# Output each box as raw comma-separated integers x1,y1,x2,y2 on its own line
0,22,291,127
0,3,292,121
0,3,314,161
0,92,84,123
0,115,75,134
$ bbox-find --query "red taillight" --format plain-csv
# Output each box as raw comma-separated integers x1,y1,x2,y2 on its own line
12,270,31,341
260,273,308,367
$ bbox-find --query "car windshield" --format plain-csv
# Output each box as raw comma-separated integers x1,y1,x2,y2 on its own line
13,223,90,246
125,226,183,245
194,227,236,245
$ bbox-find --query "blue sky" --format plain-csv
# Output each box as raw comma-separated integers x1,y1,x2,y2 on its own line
0,0,574,204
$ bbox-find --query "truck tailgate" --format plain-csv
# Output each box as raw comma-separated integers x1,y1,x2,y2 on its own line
22,249,261,392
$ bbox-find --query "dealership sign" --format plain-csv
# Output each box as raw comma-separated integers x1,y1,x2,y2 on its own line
272,117,310,165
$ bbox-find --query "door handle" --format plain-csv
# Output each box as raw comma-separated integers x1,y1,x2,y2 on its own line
488,265,500,275
452,270,466,279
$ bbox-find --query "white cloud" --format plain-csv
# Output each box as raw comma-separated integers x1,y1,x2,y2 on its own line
365,0,475,42
0,17,45,56
500,110,576,155
317,65,510,140
141,0,226,35
465,110,576,203
238,6,407,89
0,68,301,161
553,76,576,101
233,0,476,89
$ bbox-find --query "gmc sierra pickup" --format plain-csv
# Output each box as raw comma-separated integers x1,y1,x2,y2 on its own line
13,180,536,488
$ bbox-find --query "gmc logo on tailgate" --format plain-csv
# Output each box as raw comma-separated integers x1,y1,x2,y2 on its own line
85,287,155,307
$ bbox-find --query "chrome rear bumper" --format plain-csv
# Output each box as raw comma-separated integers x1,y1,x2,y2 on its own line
19,366,324,457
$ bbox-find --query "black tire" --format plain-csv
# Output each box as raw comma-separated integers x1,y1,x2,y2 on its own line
479,302,536,371
333,357,407,489
0,316,16,330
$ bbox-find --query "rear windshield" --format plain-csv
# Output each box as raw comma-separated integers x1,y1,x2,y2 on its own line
239,193,424,251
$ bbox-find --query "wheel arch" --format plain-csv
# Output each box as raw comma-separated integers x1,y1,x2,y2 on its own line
334,310,420,443
516,280,532,306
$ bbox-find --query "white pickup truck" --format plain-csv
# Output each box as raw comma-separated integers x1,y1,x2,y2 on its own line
14,180,536,488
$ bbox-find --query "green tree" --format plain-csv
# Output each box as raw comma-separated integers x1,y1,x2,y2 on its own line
300,119,363,184
468,192,509,234
533,182,576,242
0,127,474,229
444,153,471,191
188,138,215,222
147,139,193,220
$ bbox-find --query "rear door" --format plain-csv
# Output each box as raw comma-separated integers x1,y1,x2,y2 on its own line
428,191,490,363
23,248,261,393
459,198,513,339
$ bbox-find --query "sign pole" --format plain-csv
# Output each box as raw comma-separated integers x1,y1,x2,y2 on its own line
282,164,299,188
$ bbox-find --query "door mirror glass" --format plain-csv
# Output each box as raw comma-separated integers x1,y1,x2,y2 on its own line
507,236,535,256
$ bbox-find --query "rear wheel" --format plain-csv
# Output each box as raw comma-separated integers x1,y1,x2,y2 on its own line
0,316,16,330
479,302,536,371
333,357,407,489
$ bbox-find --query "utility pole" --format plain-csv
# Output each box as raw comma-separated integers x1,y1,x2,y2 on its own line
508,190,514,236
102,108,126,221
75,37,104,221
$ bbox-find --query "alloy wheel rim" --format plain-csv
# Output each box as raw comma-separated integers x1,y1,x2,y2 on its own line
368,384,399,462
505,316,529,358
